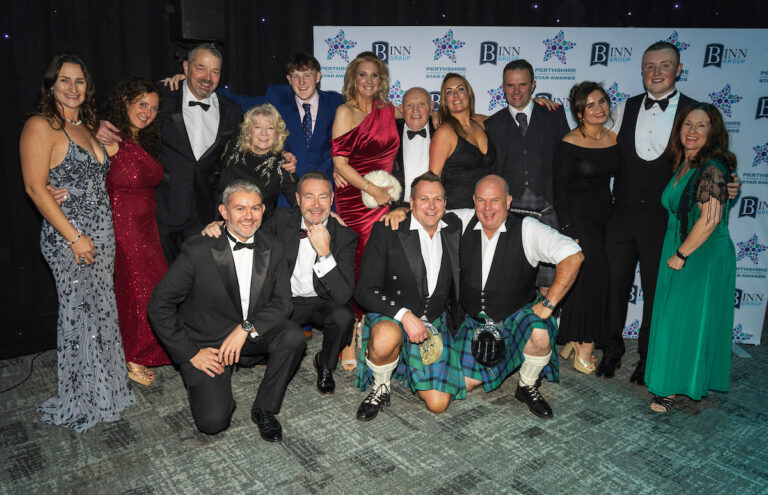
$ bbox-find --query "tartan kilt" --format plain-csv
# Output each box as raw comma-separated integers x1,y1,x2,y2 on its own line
355,313,467,400
510,192,559,288
456,300,560,392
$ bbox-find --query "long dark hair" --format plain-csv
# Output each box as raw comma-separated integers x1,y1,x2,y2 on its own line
36,53,98,133
438,72,476,139
104,77,163,159
665,102,737,173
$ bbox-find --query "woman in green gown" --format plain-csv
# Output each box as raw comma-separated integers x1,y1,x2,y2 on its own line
645,103,737,412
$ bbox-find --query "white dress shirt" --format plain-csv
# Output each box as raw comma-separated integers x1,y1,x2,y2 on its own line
610,89,680,161
295,91,320,134
182,81,220,160
507,99,535,128
226,230,254,320
290,218,337,298
401,123,431,198
395,217,446,321
474,216,582,289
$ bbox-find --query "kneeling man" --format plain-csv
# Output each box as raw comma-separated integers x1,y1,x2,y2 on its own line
354,172,464,420
457,175,583,419
148,180,305,441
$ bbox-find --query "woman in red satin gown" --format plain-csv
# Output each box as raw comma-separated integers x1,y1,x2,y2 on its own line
104,78,170,385
331,51,400,284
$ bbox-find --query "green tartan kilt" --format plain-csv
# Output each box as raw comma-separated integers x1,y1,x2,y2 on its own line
355,313,467,400
456,300,560,392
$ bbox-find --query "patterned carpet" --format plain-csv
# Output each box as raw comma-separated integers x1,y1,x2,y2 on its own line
1,337,767,495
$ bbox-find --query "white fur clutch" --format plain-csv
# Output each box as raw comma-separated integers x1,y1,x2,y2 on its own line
360,170,402,208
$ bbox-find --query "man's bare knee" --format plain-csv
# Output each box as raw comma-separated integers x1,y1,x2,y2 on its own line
419,390,451,414
368,320,402,363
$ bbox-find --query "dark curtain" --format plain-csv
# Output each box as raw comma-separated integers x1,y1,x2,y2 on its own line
1,0,765,358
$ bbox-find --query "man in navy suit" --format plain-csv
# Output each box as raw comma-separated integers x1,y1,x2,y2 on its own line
219,53,344,205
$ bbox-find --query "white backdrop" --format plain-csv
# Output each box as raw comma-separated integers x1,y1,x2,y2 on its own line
314,26,768,345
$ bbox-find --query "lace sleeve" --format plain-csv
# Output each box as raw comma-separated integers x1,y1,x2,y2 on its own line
694,161,728,205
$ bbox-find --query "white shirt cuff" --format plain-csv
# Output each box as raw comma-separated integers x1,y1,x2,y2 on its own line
394,308,409,322
312,254,337,278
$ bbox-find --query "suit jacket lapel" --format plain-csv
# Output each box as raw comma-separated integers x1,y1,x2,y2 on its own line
170,92,195,160
397,215,423,292
393,119,406,185
529,104,546,149
285,211,302,273
247,232,270,317
211,235,241,313
200,96,234,161
442,220,460,299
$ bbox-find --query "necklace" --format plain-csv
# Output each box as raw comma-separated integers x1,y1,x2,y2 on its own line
65,117,82,126
582,126,604,141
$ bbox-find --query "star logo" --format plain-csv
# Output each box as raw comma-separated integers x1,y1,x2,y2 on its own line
606,82,630,106
736,234,767,264
622,319,640,339
325,30,357,62
753,143,768,167
732,324,754,344
388,80,404,106
660,30,691,51
542,30,576,64
432,29,466,63
487,85,507,111
708,83,742,118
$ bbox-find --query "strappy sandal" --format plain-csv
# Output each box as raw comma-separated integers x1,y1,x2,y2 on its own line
127,362,155,386
650,395,675,413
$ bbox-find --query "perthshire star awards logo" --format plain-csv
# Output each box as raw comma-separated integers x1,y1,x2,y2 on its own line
708,84,742,118
753,143,768,167
325,30,357,62
432,29,466,63
542,30,576,64
736,234,767,264
487,86,507,112
388,80,404,106
606,82,630,106
660,30,691,51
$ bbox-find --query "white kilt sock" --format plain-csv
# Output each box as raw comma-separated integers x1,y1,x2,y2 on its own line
518,352,552,387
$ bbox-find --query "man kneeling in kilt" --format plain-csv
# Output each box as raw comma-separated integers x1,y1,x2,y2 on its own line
353,172,465,420
457,175,583,419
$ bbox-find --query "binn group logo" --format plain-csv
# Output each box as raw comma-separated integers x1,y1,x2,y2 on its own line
325,30,357,62
432,29,466,63
542,30,576,65
590,42,632,66
738,196,768,218
372,41,412,65
735,288,765,309
429,91,441,112
479,41,521,65
703,44,748,68
756,97,768,120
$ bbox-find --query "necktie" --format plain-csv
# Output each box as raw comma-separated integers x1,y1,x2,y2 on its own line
225,228,255,251
407,128,427,140
299,228,308,239
188,100,210,111
302,103,312,148
644,90,677,111
515,112,528,137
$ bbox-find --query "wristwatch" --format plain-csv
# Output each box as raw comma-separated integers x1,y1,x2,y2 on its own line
541,298,556,310
241,320,259,339
317,253,332,262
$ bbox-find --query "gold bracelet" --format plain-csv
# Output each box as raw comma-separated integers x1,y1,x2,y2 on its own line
363,181,370,192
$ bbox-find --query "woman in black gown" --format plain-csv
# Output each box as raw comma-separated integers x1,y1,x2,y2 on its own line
553,81,619,374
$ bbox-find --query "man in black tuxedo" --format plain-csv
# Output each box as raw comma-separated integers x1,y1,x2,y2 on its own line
148,180,305,442
484,59,570,289
456,175,582,419
99,43,241,263
391,88,435,209
261,171,357,395
354,172,463,420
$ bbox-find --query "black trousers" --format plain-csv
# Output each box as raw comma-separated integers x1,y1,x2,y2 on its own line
179,320,305,434
158,219,205,265
291,296,354,370
602,206,667,362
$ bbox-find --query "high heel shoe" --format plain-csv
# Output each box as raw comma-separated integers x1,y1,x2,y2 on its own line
558,342,575,360
573,354,596,375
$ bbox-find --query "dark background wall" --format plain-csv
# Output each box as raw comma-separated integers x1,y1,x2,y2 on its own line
1,0,766,358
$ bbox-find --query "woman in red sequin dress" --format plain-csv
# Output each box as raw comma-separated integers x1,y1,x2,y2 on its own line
331,51,400,283
104,78,171,385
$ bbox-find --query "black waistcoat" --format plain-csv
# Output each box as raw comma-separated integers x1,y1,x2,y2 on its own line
501,122,550,201
459,216,537,321
614,93,696,210
419,252,453,322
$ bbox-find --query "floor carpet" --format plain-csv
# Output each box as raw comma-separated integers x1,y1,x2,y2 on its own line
1,337,766,494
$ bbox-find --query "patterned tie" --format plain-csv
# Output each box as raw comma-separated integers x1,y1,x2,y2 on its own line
302,103,312,149
515,112,528,137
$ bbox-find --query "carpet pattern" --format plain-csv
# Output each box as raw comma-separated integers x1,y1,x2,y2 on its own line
1,337,767,494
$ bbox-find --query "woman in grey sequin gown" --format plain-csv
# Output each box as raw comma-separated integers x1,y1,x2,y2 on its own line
20,54,134,433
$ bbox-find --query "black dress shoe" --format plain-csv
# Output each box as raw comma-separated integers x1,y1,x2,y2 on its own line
514,383,553,419
629,360,646,385
314,353,335,395
251,408,282,442
596,356,621,378
356,384,391,421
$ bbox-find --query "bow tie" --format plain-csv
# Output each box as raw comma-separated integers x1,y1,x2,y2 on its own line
188,100,211,111
407,128,427,140
299,228,308,239
225,228,255,250
644,91,677,111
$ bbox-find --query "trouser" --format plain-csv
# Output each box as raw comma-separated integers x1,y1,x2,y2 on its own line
291,296,354,369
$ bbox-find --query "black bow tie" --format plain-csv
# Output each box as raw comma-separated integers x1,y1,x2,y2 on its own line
225,229,255,250
407,128,427,140
188,100,210,111
299,228,308,239
644,91,677,111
